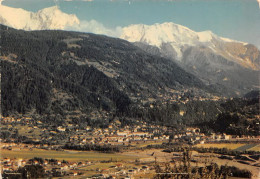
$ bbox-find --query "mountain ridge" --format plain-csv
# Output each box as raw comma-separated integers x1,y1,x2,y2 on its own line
0,4,79,30
121,23,260,96
1,25,215,117
121,22,259,71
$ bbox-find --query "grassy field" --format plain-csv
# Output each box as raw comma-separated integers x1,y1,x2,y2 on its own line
0,149,137,162
234,144,259,152
80,162,119,170
195,143,245,150
246,144,260,152
16,125,42,139
134,172,155,178
78,162,120,177
134,141,164,148
195,143,260,152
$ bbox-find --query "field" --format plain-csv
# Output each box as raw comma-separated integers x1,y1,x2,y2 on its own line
2,148,259,178
16,125,42,139
195,143,245,150
134,141,164,148
78,162,123,177
234,144,259,151
246,144,260,152
195,143,260,151
0,148,138,162
78,162,138,177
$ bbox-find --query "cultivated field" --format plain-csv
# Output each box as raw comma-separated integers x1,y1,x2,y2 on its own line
195,143,260,151
16,125,42,139
246,144,260,152
0,148,137,162
134,141,164,148
2,148,259,178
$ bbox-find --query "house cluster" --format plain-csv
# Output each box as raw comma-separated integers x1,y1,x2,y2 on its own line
95,164,151,179
132,87,224,108
210,133,260,142
169,127,207,144
0,116,171,147
1,116,259,149
1,157,153,178
210,133,232,141
1,157,91,177
169,127,260,144
1,117,32,124
69,122,170,146
0,142,61,152
154,88,223,105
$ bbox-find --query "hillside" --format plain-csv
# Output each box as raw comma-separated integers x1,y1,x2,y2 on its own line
0,25,211,117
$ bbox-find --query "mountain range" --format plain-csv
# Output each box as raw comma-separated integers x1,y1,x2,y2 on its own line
121,23,260,96
0,5,258,97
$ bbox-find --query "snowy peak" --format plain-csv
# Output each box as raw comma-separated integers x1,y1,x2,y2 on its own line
120,22,259,96
34,6,80,30
0,4,258,71
120,22,217,58
120,22,259,70
197,31,214,42
121,22,214,46
0,5,80,30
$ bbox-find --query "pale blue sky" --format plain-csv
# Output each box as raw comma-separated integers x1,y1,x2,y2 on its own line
2,0,260,48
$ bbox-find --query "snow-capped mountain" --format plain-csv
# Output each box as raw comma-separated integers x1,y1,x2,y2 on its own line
121,23,260,96
0,3,258,97
121,23,260,71
0,4,79,30
121,23,217,58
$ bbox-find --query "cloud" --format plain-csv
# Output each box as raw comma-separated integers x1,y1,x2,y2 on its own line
66,19,122,37
258,0,260,9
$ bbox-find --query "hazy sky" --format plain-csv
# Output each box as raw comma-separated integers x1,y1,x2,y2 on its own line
2,0,260,48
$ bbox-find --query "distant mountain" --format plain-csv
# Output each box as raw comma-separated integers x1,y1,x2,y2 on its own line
1,4,258,97
0,25,211,117
0,5,79,30
121,23,260,96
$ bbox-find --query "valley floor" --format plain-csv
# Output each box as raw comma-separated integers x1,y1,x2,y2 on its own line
1,143,259,178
